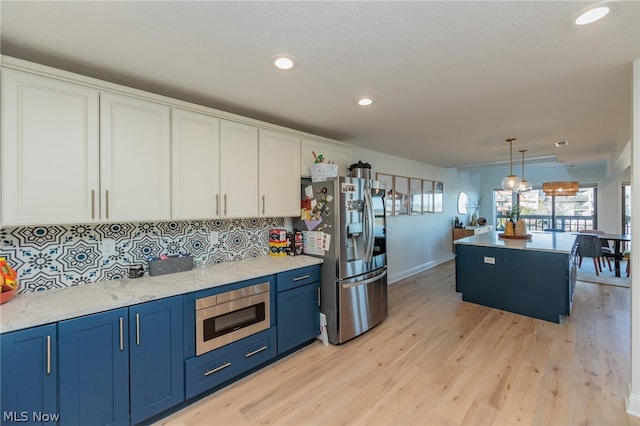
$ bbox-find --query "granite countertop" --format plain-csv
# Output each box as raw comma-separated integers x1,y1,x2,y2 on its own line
0,255,323,334
453,230,577,254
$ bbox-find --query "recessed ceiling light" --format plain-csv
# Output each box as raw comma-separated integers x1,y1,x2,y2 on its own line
272,55,295,70
569,1,619,27
357,97,373,106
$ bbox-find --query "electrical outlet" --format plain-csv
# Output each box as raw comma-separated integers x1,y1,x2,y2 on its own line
101,238,116,256
209,231,219,245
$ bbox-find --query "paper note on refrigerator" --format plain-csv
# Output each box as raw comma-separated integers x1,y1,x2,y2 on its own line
301,231,331,254
304,185,314,199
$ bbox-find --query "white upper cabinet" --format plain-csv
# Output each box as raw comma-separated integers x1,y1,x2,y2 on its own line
171,108,221,220
258,130,300,217
1,69,100,226
331,144,354,177
100,92,171,222
300,138,352,178
220,120,259,218
1,58,351,225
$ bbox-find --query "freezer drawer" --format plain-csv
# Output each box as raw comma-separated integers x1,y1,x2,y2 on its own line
336,268,387,344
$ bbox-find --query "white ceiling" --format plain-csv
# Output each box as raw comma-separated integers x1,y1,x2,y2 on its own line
1,1,639,170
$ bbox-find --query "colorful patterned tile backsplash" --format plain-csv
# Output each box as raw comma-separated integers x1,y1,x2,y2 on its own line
0,218,284,293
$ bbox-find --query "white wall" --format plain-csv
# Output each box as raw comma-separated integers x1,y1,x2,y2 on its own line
352,147,479,283
352,145,630,286
470,162,627,232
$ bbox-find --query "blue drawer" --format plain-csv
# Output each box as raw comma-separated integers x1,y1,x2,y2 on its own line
276,265,320,292
185,327,276,399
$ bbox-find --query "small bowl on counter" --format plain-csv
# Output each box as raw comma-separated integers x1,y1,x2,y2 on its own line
1,284,19,304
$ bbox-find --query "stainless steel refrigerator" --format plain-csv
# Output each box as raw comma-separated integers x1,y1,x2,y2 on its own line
294,176,387,344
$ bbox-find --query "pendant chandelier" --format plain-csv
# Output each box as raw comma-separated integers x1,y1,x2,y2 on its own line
517,149,532,194
542,181,579,196
501,138,522,191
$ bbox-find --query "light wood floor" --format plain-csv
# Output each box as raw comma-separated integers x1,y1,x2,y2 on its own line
157,260,640,425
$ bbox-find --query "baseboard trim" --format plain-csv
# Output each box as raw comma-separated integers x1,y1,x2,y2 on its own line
627,391,640,418
388,254,455,285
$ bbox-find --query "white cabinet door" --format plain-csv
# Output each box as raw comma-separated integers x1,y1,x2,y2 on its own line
171,108,221,220
100,92,171,222
300,138,352,178
220,120,258,218
1,69,99,226
258,130,300,217
331,144,353,177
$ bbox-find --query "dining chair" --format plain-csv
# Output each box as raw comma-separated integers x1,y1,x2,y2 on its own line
624,250,631,277
575,234,606,276
579,229,613,271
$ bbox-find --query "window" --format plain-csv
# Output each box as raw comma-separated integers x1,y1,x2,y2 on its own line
494,186,597,231
623,183,631,234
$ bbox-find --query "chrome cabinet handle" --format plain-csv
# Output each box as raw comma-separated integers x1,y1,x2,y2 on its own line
224,194,227,215
204,362,231,376
119,317,124,351
317,287,320,306
262,195,265,214
216,194,219,216
292,274,310,282
46,335,51,375
91,190,95,220
136,313,140,346
105,190,110,220
245,346,267,358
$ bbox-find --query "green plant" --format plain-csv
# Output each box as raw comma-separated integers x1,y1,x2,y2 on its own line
507,204,522,221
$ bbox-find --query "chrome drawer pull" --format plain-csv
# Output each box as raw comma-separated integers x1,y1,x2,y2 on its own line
204,362,231,376
292,275,310,282
245,346,268,358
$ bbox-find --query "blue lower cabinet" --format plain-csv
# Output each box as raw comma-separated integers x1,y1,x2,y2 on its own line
58,296,184,426
185,327,277,399
277,281,320,354
276,265,320,354
1,324,58,426
129,297,184,424
59,308,130,426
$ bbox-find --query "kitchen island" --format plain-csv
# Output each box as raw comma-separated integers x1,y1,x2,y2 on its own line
454,231,577,323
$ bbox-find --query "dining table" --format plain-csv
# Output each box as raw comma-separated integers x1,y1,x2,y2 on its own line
598,233,631,277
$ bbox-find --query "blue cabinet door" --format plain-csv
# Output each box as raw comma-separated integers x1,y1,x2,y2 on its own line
277,281,320,354
58,308,129,426
1,324,57,426
129,297,184,424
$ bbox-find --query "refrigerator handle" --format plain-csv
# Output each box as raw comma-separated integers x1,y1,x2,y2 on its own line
363,187,375,262
341,269,387,289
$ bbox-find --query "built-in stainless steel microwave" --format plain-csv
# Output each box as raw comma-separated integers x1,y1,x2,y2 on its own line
195,282,270,356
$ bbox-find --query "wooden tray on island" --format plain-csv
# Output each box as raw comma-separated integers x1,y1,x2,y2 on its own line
498,233,532,240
